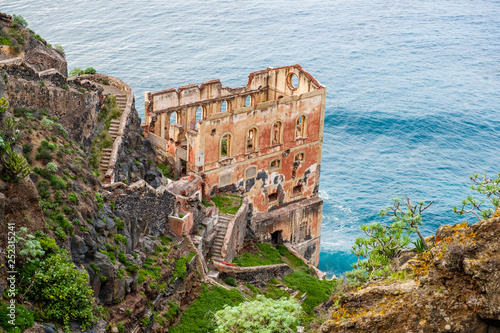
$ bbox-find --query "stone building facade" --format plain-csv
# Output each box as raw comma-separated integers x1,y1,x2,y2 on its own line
143,65,326,265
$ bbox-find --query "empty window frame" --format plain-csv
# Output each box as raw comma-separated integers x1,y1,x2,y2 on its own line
292,184,303,196
270,120,283,145
246,127,258,153
287,73,299,90
269,158,281,171
169,111,178,124
220,132,232,158
294,152,305,164
295,115,307,139
244,95,252,107
194,105,204,130
268,192,278,204
220,100,228,113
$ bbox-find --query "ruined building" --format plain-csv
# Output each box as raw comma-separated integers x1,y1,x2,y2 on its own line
142,65,326,265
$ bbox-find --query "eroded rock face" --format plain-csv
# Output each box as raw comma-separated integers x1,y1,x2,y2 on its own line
320,217,500,333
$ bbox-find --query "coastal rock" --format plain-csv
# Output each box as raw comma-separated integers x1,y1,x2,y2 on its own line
320,217,500,333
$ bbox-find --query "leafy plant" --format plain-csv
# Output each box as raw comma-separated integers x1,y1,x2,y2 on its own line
213,295,302,333
453,173,500,221
29,252,99,331
46,161,58,173
0,304,34,332
348,196,433,283
0,97,8,113
2,147,32,178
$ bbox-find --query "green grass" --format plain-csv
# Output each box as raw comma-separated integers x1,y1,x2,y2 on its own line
172,252,195,281
282,272,340,320
169,285,244,333
211,194,242,215
277,245,309,271
232,243,284,267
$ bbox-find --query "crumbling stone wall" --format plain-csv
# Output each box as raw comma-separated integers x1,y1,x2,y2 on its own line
0,59,102,149
111,183,176,236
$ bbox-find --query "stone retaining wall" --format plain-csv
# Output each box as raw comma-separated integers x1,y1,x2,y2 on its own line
215,262,293,283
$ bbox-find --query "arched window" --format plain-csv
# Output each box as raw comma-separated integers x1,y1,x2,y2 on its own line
169,111,178,124
295,115,307,138
294,152,305,164
270,120,283,146
220,100,228,113
195,106,204,130
246,126,258,153
220,132,232,158
244,95,252,107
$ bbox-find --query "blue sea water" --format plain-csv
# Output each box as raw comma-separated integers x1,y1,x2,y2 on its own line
2,0,499,276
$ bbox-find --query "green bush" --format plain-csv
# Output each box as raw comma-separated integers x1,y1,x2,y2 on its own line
214,295,302,333
68,192,78,205
29,252,98,331
0,304,34,332
173,252,195,280
164,302,180,322
223,277,237,287
37,180,51,199
46,161,58,173
22,142,33,154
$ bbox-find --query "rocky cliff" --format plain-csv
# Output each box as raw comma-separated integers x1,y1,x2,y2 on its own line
0,13,67,75
320,213,500,333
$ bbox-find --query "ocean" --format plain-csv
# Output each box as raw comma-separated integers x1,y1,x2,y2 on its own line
2,0,499,276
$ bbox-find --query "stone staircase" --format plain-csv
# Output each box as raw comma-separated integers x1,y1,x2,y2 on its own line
99,93,126,175
108,119,120,140
211,216,232,262
115,93,127,110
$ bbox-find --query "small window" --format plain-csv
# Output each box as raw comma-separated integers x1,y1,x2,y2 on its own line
270,158,281,171
246,127,258,153
287,73,299,90
195,106,203,130
220,100,228,113
220,133,232,158
169,111,178,124
294,152,305,163
244,95,252,107
292,184,303,196
271,121,283,145
295,115,306,138
268,192,278,204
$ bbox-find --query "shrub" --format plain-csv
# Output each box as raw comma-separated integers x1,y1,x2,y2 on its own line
56,123,68,138
84,67,96,74
29,252,98,331
49,176,66,190
22,142,33,154
223,277,237,287
12,14,28,28
173,252,195,280
54,44,65,56
164,302,180,322
46,161,58,173
213,295,302,333
114,234,129,245
68,192,78,205
61,84,69,91
0,304,34,332
78,88,85,93
116,268,125,279
41,117,54,129
2,148,31,178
